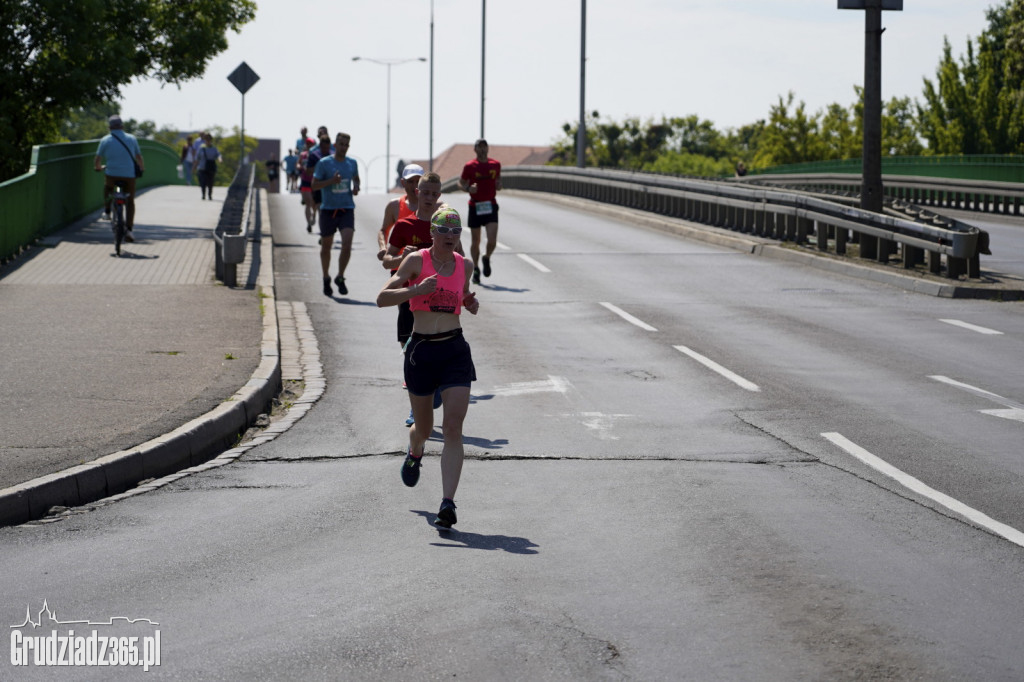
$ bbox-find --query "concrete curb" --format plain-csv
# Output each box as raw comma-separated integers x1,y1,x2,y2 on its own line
510,190,1024,301
0,189,281,528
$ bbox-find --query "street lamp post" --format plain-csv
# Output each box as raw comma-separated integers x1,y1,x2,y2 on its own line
480,0,486,138
577,0,587,168
430,0,435,171
352,56,427,191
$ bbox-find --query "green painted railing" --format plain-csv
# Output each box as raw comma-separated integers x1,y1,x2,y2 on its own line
0,139,182,262
752,155,1024,184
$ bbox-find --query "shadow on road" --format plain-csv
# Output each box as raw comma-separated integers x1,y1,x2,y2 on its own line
411,511,540,554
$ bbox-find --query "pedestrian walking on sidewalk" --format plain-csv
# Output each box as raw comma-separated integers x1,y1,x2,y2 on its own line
197,133,221,200
181,136,196,185
376,207,479,529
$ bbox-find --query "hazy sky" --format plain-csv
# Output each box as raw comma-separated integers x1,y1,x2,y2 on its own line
118,0,996,191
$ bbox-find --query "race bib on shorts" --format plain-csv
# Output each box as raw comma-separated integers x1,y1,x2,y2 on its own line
475,200,493,216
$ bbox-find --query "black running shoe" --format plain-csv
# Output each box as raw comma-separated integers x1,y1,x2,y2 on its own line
401,449,422,487
322,276,332,296
306,220,313,233
334,275,347,295
482,255,491,277
435,498,457,528
472,268,481,285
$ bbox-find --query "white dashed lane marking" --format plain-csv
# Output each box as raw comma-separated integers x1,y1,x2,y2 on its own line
599,302,658,331
673,345,761,392
822,432,1024,548
939,319,1003,335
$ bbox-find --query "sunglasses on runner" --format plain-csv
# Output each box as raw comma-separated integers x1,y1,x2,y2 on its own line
433,226,462,235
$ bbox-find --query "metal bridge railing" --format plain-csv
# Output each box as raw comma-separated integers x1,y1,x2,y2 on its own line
493,166,984,280
214,162,257,287
740,172,1024,218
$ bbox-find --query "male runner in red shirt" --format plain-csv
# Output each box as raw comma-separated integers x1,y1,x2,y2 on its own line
458,139,501,284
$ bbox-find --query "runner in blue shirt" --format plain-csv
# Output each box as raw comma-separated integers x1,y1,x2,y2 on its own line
311,132,360,296
283,149,299,192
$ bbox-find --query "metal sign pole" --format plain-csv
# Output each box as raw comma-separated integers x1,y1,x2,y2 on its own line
241,93,245,163
838,0,901,259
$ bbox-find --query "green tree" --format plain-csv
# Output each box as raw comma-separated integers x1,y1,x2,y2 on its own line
642,151,734,177
752,92,825,167
214,127,260,186
918,0,1024,154
818,101,859,160
882,96,925,156
60,100,118,142
0,0,256,181
550,110,602,166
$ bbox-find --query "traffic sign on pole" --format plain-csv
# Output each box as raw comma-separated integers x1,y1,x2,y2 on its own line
227,63,260,163
228,62,260,94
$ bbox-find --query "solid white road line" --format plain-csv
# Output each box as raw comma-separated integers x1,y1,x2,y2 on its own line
599,302,658,332
517,253,551,273
929,375,1024,423
939,319,1004,335
673,345,761,392
822,432,1024,548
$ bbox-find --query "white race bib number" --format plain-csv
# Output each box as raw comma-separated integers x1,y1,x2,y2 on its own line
332,178,351,193
475,200,493,216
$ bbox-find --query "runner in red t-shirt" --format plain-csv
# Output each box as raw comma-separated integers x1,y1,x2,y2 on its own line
458,139,502,284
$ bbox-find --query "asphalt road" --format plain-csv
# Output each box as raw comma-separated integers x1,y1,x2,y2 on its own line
2,190,1022,680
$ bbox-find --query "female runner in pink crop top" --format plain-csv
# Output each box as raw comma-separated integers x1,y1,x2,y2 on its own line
376,207,479,528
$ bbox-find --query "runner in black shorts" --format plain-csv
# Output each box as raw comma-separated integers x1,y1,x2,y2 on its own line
311,133,360,296
376,207,479,529
458,139,502,284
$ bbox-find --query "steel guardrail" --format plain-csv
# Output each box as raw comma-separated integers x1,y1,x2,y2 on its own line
214,162,256,286
490,166,984,280
741,172,1024,217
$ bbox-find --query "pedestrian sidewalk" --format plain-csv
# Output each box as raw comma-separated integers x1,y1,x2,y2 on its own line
0,185,281,526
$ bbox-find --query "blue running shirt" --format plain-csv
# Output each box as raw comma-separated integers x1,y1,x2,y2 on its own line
313,156,359,210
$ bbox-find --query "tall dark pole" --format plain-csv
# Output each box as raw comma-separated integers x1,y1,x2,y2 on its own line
860,0,884,260
385,63,392,192
240,93,246,163
480,0,486,138
429,0,435,171
838,0,900,255
576,0,586,168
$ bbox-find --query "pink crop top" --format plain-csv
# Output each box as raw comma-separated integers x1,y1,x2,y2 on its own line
408,250,465,314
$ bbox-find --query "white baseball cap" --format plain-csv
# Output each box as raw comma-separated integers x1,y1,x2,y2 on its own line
401,164,425,180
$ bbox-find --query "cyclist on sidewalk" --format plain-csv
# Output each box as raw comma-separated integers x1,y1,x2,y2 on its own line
94,115,145,242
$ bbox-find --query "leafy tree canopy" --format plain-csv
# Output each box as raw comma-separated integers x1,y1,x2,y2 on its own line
0,0,256,180
918,0,1024,154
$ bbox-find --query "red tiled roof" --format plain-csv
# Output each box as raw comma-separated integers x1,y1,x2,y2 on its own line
394,143,555,192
